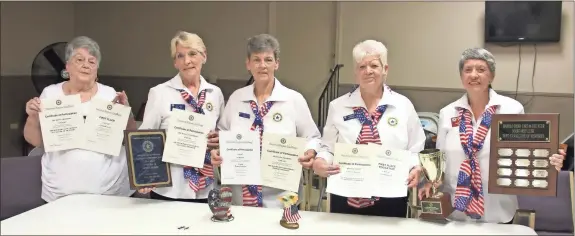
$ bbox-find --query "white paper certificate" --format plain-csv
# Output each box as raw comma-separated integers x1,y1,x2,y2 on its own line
326,143,374,198
219,131,261,185
39,94,84,152
260,133,306,192
162,109,211,167
82,98,131,156
368,143,410,198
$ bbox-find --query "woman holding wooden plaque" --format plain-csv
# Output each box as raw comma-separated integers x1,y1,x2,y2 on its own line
418,48,566,224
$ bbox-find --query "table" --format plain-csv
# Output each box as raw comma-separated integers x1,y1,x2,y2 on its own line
0,194,537,235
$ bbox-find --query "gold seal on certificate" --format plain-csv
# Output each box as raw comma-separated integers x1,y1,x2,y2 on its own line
488,114,562,197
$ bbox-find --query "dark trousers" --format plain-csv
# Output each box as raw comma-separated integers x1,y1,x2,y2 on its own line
149,191,208,204
330,194,408,218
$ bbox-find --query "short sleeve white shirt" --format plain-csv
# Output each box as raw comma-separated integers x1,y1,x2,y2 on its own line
39,82,132,202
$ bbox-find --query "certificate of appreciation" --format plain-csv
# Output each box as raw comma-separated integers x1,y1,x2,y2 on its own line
163,109,212,167
82,98,131,156
368,143,410,198
260,133,306,192
219,131,261,185
326,143,374,198
39,94,84,152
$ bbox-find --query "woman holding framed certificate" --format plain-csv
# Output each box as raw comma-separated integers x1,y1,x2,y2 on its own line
136,31,224,203
418,48,566,224
312,39,426,218
210,34,321,209
23,36,137,203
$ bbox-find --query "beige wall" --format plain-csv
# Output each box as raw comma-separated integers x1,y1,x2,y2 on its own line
0,2,75,76
72,1,336,121
0,2,573,158
338,2,574,94
2,1,572,93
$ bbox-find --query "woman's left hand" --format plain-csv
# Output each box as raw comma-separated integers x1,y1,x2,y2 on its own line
207,130,219,149
114,91,130,106
407,166,422,188
549,148,566,171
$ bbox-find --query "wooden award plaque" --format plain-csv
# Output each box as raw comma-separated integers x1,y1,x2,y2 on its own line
488,114,560,197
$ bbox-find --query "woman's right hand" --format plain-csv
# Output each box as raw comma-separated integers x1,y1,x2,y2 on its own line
211,149,222,167
138,187,155,194
418,181,442,200
26,97,41,117
312,158,340,178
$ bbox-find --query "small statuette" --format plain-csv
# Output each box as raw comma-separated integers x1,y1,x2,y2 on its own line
278,192,301,229
208,186,234,222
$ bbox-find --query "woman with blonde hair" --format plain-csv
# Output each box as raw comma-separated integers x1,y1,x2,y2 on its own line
138,31,224,203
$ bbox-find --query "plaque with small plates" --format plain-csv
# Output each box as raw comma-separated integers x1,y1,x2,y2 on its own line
488,114,563,197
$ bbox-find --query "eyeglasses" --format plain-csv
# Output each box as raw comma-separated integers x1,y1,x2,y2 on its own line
72,57,97,68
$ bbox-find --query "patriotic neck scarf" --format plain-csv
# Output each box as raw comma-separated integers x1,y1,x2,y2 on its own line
347,105,387,208
177,89,214,192
453,105,497,219
242,100,275,207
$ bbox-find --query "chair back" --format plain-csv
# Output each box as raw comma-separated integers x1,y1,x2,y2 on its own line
28,147,44,156
518,170,574,234
0,155,45,220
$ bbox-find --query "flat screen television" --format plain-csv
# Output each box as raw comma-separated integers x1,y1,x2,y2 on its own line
484,1,562,43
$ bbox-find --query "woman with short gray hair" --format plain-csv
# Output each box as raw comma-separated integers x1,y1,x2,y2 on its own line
210,34,321,209
419,47,566,223
23,36,137,203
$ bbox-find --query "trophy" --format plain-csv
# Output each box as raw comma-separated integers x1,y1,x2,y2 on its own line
207,186,234,222
418,149,454,220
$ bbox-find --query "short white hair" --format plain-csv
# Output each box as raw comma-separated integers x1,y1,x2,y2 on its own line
352,39,388,66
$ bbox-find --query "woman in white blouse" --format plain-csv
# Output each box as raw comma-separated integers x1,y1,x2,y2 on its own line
137,31,224,203
418,48,566,224
312,39,425,217
210,34,321,209
23,36,136,203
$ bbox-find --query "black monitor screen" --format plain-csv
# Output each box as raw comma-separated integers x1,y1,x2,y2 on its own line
484,1,562,43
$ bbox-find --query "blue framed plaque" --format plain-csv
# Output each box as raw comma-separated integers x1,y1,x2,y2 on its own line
124,130,172,190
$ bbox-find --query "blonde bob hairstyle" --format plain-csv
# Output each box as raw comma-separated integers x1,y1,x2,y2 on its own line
170,31,207,59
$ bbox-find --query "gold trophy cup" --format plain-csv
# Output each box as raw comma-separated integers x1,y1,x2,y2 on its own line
418,149,454,220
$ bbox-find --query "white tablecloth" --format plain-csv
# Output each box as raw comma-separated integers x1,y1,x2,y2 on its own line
0,194,537,235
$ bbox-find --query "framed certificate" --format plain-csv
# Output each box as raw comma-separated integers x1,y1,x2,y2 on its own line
124,129,172,190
